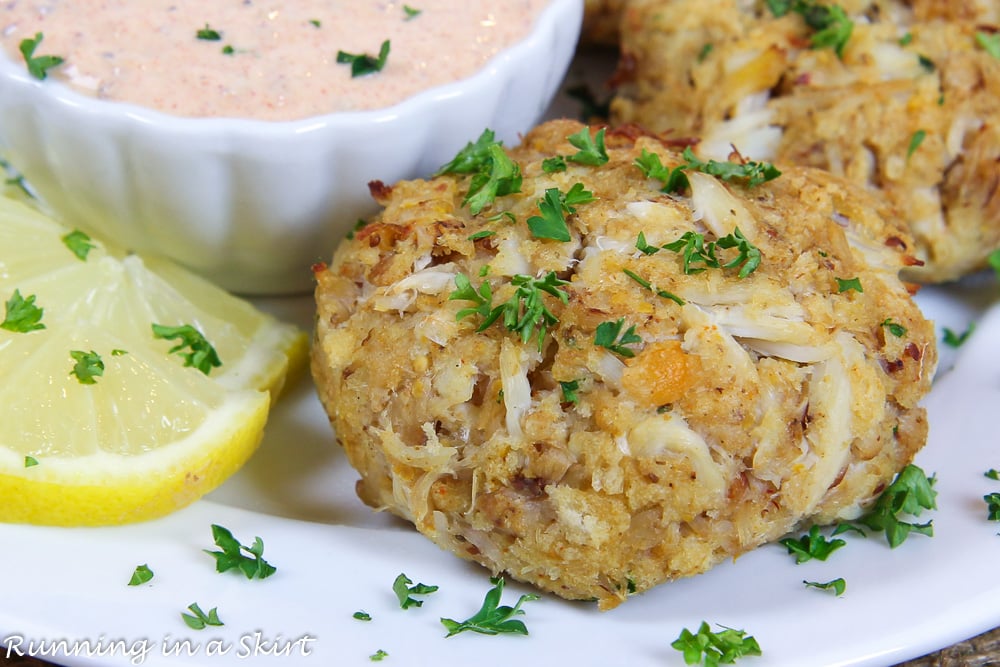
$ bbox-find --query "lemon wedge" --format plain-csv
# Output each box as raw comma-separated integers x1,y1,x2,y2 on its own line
0,194,307,525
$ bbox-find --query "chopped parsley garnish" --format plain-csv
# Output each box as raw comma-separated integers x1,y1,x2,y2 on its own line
594,318,642,358
804,578,846,596
623,268,685,305
698,43,714,62
152,323,222,375
69,350,105,384
437,129,500,175
393,573,439,609
450,272,569,351
636,147,780,193
671,621,762,666
62,229,96,261
942,323,975,348
836,464,936,548
465,145,523,215
112,348,128,356
907,130,926,160
767,1,853,58
565,84,612,122
526,183,595,241
196,24,222,41
204,524,276,580
987,248,1000,280
337,39,391,77
128,564,155,586
559,379,581,404
24,456,39,468
182,603,223,630
918,54,935,72
660,228,762,278
353,611,372,621
370,649,389,662
779,525,845,563
985,493,1000,521
835,277,863,293
975,32,1000,60
2,289,45,333
898,32,913,46
985,469,1000,481
542,156,567,173
566,127,609,166
468,230,496,241
309,19,322,28
881,318,907,337
403,5,422,20
440,577,539,637
19,33,64,80
221,45,236,55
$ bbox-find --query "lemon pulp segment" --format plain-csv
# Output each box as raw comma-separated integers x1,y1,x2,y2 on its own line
0,195,305,525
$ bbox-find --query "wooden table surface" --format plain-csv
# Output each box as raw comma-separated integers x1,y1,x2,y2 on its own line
1,626,998,666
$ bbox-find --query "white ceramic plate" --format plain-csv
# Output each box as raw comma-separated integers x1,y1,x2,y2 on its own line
1,276,999,667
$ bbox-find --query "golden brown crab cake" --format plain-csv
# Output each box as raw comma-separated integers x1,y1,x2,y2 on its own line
582,0,627,46
311,119,936,609
610,0,1000,282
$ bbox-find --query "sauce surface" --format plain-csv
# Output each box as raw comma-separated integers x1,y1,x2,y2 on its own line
0,1,548,120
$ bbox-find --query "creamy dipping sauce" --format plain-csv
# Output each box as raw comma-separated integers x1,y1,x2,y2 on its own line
0,1,548,120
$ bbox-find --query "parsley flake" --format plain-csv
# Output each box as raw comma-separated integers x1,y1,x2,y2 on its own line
2,289,45,333
152,323,221,375
559,379,581,404
671,621,762,666
565,84,611,122
636,147,780,193
370,649,389,662
835,277,863,293
942,323,975,348
907,129,926,160
898,32,913,46
128,564,154,586
985,493,1000,521
541,156,567,173
19,33,64,80
450,272,569,351
698,43,714,62
987,248,1000,280
203,524,276,580
985,469,1000,481
24,456,39,468
69,350,104,385
526,183,595,241
403,5,422,20
182,603,223,630
975,31,1000,60
779,525,845,563
566,126,609,166
768,1,853,58
464,144,523,215
594,318,642,358
837,464,936,548
393,573,439,609
62,229,97,261
804,578,846,596
196,24,222,41
623,268,685,305
662,229,761,278
309,19,322,28
337,40,391,77
353,611,372,621
881,318,907,337
440,577,539,637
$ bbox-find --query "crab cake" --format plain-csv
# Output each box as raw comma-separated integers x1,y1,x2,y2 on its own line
311,119,936,609
611,0,1000,282
582,0,626,45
